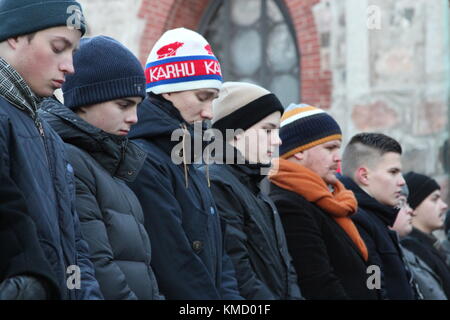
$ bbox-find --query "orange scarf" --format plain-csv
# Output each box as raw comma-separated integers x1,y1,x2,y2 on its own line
269,158,368,261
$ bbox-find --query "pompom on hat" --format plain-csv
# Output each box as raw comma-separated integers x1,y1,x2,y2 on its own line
145,28,222,94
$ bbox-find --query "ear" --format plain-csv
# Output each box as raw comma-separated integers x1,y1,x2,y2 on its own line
161,93,171,100
76,106,88,115
355,167,370,186
233,131,244,142
6,37,21,50
293,151,305,161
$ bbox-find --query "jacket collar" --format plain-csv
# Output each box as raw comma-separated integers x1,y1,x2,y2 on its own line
409,227,438,246
129,94,210,164
39,98,146,182
0,57,41,120
214,139,270,188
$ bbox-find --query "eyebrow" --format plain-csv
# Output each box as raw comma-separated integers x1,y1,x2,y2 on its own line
52,36,79,51
118,98,137,104
262,123,278,129
197,90,219,99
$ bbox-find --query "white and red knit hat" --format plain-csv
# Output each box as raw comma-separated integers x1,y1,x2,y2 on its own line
145,28,223,94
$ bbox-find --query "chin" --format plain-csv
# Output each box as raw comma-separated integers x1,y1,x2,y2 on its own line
35,88,54,98
324,175,338,185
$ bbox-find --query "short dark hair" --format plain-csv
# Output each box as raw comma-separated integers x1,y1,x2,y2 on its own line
342,132,402,177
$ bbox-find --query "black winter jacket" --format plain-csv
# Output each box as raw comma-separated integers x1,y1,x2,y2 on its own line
127,94,242,300
39,99,163,300
340,176,417,300
0,171,60,299
205,159,302,300
269,183,379,300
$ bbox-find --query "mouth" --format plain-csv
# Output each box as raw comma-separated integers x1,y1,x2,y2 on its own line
118,129,129,135
52,79,65,89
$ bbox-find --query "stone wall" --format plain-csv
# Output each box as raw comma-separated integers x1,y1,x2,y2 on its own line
324,0,450,201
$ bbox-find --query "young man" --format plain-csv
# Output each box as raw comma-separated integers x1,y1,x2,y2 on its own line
39,36,163,300
205,81,302,300
340,133,417,299
391,184,446,300
127,28,242,299
269,104,377,300
0,0,101,299
401,172,450,298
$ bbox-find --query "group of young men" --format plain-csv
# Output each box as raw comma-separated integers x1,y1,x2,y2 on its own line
1,0,449,300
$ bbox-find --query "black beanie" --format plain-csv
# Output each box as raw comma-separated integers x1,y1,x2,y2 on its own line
404,171,441,210
63,36,146,109
0,0,86,42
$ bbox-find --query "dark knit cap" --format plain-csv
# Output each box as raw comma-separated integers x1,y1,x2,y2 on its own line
212,82,284,135
0,0,86,42
279,103,342,159
404,171,441,210
63,36,146,109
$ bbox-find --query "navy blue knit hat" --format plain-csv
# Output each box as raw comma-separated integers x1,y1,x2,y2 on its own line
63,36,146,109
279,103,342,159
0,0,86,42
404,171,441,210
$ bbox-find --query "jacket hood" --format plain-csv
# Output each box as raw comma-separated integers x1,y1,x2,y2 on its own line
128,93,185,140
38,98,146,182
339,174,399,227
129,93,209,161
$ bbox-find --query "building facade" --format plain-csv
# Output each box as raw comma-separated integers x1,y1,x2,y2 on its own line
78,0,450,201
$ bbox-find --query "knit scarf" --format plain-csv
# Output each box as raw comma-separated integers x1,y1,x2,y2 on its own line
0,57,41,118
269,158,368,261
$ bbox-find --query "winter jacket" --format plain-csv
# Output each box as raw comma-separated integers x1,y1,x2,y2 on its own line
0,58,102,300
340,175,417,300
402,228,450,298
269,182,379,300
0,171,60,299
435,238,450,268
39,98,163,300
127,94,242,300
401,245,447,300
204,154,302,300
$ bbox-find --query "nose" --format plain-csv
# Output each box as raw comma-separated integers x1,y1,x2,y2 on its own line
398,174,406,186
334,150,342,162
271,130,282,146
125,107,138,125
200,103,213,121
60,54,75,75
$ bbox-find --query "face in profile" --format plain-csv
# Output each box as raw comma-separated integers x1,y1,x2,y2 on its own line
233,111,282,165
412,189,448,234
77,97,142,136
391,196,414,237
298,139,342,185
10,26,81,97
162,88,219,124
364,152,405,207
